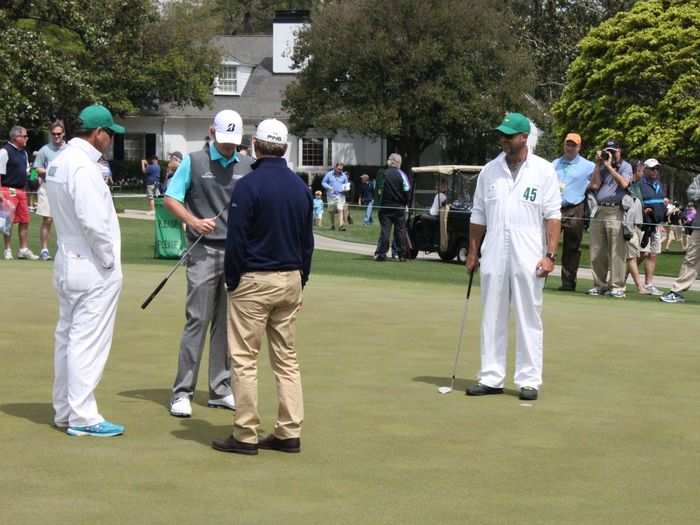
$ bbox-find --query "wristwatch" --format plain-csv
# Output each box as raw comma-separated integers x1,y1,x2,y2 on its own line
546,252,556,262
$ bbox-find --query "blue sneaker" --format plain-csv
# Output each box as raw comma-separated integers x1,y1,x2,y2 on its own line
66,420,124,437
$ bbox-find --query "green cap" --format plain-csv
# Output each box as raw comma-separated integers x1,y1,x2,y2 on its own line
78,104,125,134
495,112,530,135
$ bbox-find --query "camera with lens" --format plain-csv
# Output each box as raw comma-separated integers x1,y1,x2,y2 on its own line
600,149,612,161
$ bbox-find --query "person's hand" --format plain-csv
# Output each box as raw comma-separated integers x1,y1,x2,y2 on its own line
536,257,554,277
595,150,604,164
466,252,479,272
644,207,653,216
189,217,216,235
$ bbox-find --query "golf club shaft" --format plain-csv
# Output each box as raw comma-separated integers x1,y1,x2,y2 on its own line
448,269,475,389
141,208,226,309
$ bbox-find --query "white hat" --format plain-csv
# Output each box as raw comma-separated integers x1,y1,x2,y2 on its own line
644,158,660,168
255,118,288,145
212,110,243,144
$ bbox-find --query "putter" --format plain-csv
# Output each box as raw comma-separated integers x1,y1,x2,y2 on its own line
438,269,475,395
141,208,225,309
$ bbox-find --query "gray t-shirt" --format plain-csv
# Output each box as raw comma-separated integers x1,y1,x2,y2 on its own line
595,160,632,204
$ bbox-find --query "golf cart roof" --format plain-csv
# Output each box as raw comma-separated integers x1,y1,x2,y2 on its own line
411,165,483,175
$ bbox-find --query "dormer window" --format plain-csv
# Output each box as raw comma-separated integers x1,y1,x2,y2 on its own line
214,61,239,95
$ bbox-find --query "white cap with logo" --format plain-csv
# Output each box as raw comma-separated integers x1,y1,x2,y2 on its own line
255,118,288,145
644,158,660,168
213,110,243,144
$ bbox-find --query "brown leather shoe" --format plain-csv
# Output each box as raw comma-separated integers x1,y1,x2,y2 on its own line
258,434,301,453
211,435,258,455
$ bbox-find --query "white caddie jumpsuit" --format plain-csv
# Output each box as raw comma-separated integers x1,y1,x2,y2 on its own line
470,152,561,389
45,138,122,428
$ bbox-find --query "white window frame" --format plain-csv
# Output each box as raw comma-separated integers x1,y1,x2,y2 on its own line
123,134,144,161
298,137,333,170
214,60,239,95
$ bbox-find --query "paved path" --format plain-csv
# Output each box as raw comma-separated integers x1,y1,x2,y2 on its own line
120,209,699,291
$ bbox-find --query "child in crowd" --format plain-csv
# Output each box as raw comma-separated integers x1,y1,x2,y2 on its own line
313,190,324,226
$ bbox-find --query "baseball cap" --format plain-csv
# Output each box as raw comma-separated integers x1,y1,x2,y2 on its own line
168,151,183,161
254,118,288,145
644,158,660,168
495,112,530,135
565,133,581,145
212,110,243,144
603,139,621,150
78,105,125,134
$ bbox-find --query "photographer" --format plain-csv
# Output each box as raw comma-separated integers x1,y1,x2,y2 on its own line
587,140,633,297
638,159,666,295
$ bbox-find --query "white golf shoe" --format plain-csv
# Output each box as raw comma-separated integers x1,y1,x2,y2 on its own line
208,394,235,411
17,248,39,260
170,397,192,418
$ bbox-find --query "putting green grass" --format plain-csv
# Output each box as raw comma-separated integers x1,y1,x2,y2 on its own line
1,254,699,525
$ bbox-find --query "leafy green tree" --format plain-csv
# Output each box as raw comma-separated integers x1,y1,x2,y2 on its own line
283,0,534,168
0,0,221,130
210,0,316,35
514,0,638,108
553,0,700,171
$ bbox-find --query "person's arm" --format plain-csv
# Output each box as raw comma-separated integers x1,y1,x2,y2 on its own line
535,167,563,276
321,173,332,192
34,148,48,177
141,159,148,174
0,148,7,201
163,155,215,234
536,219,561,276
588,152,603,192
70,166,117,269
687,174,700,203
466,172,486,271
603,160,630,189
224,183,254,291
301,193,315,287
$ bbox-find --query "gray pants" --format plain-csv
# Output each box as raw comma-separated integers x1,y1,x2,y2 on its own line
171,242,231,402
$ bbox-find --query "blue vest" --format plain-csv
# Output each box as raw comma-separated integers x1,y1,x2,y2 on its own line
1,143,28,188
639,176,665,223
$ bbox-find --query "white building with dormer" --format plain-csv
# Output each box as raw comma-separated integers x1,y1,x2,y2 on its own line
113,10,388,174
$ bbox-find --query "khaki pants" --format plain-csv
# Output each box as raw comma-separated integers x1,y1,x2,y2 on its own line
227,271,304,444
672,229,700,293
590,206,626,291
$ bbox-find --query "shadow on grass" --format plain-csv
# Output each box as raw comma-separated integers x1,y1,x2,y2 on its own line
170,418,233,447
0,402,59,428
118,388,219,410
412,376,520,397
118,388,172,409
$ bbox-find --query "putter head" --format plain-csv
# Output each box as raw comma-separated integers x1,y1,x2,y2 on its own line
437,386,452,395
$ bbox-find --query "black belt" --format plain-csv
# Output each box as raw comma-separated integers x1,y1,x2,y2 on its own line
598,201,621,207
561,201,583,209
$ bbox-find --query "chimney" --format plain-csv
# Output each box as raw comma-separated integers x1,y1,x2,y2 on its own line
273,10,310,74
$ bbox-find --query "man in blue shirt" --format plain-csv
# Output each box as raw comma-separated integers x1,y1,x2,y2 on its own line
33,120,68,260
321,163,348,231
552,133,594,291
164,110,253,418
141,156,161,214
213,119,313,455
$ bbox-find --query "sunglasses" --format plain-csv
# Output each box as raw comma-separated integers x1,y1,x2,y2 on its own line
101,128,115,138
51,132,64,137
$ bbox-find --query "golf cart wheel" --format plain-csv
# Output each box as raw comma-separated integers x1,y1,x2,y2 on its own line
438,248,457,261
456,242,468,264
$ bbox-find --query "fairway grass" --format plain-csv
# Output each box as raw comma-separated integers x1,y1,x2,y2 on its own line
1,258,699,525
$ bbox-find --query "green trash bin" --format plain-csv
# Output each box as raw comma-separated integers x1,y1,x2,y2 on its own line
154,198,187,259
